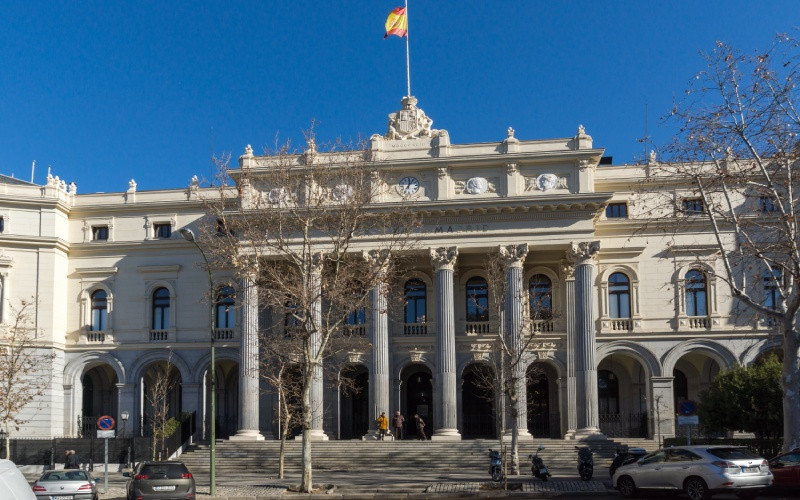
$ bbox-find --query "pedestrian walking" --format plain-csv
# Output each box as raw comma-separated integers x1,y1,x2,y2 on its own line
64,450,79,469
414,413,426,440
71,450,82,470
376,411,389,440
391,410,405,441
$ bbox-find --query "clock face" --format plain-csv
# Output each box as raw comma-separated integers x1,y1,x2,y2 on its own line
398,176,420,195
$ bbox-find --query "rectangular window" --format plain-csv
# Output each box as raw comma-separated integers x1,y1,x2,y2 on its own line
154,223,172,239
760,197,778,212
606,203,628,218
682,198,704,214
92,225,109,241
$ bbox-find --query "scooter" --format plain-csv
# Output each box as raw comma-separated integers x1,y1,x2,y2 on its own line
575,446,594,481
488,449,502,482
529,444,550,481
609,447,647,477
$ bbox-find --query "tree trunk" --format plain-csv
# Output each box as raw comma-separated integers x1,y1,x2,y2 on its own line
509,402,519,475
301,369,313,493
783,327,800,451
4,420,9,460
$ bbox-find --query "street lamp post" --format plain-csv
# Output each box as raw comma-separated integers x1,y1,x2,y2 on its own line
180,228,216,496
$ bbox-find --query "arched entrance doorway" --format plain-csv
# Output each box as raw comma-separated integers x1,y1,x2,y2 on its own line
401,365,433,439
212,360,239,439
672,352,722,438
81,364,119,437
339,365,369,439
140,361,182,438
597,354,650,438
527,362,560,438
461,363,495,438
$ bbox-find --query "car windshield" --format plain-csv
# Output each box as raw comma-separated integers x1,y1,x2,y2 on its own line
140,463,189,479
41,471,89,481
706,447,761,460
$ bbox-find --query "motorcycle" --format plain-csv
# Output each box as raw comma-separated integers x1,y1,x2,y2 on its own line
529,444,550,481
609,447,648,477
575,446,594,481
488,449,502,482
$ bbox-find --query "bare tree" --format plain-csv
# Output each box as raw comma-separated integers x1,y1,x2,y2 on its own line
466,250,545,476
0,300,54,459
203,135,417,491
145,353,180,460
647,35,800,450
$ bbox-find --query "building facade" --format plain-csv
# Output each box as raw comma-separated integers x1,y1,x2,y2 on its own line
0,98,781,441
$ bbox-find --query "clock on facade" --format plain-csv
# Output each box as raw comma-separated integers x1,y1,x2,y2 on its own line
398,176,420,195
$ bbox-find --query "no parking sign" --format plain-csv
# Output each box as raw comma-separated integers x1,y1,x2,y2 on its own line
96,415,116,431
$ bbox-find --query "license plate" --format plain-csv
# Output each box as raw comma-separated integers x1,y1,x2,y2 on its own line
153,485,176,491
742,466,759,473
52,496,73,500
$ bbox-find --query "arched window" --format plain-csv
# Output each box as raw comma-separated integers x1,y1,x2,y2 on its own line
608,273,631,319
685,270,707,317
152,287,170,330
529,274,552,319
215,286,236,329
90,290,108,331
764,268,782,310
465,277,489,322
598,369,619,414
404,279,426,324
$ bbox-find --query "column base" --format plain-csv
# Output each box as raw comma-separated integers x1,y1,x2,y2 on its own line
431,428,461,441
562,430,577,440
500,429,534,441
574,427,607,440
229,429,265,441
306,429,329,441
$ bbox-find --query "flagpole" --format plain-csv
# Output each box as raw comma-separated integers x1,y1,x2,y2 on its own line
405,0,411,97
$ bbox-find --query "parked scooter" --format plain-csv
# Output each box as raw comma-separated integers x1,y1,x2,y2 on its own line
488,449,502,482
529,444,550,481
575,446,594,481
609,447,648,477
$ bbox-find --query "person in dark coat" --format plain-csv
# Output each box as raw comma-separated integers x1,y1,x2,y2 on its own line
413,414,426,440
391,411,405,441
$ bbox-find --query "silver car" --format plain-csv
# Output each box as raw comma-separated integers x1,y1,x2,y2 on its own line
32,469,98,500
612,445,772,499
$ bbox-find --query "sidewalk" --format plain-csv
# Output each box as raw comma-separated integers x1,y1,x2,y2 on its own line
31,468,616,499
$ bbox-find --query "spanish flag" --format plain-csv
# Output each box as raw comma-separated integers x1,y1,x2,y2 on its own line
384,7,408,39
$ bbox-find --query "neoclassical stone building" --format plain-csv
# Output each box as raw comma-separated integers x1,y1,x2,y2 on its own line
0,97,781,441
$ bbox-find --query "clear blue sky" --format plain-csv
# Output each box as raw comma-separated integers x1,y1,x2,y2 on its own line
0,1,796,193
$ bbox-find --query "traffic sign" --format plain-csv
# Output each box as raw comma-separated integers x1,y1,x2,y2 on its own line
97,415,116,430
678,400,698,416
677,415,699,425
97,430,115,438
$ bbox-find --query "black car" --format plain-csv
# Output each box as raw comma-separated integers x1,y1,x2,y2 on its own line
124,461,195,500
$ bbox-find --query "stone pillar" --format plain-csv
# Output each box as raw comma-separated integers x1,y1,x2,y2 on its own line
364,250,390,439
561,260,578,438
499,243,532,440
430,247,461,440
231,275,264,440
650,376,676,443
178,383,201,440
308,253,329,440
568,241,605,439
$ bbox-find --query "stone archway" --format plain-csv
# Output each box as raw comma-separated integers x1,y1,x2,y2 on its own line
80,364,119,437
527,361,560,438
596,353,650,438
139,361,182,438
401,364,433,439
461,362,495,439
339,364,369,439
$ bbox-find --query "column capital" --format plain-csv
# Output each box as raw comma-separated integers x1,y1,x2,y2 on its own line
560,258,576,280
567,241,600,266
363,249,391,273
499,243,528,268
430,246,458,272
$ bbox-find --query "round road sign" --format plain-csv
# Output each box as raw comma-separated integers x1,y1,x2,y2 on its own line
678,400,698,416
97,415,116,430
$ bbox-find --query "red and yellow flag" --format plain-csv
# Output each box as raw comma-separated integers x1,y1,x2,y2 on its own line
384,7,408,39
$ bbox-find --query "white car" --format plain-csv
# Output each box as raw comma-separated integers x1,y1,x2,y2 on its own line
612,445,773,499
0,459,36,500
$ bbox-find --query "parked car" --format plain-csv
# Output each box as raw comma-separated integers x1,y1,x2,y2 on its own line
612,445,772,500
124,461,195,500
0,460,36,500
769,448,800,490
32,469,97,500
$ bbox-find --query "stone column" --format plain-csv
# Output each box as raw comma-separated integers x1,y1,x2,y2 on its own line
364,250,390,439
231,275,264,440
561,260,578,438
116,383,136,438
499,243,532,440
568,241,605,439
430,247,461,440
308,253,329,440
650,376,676,442
178,383,201,440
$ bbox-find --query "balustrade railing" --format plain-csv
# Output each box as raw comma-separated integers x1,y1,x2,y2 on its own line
343,324,366,336
86,332,106,343
688,317,710,328
530,319,554,333
465,321,490,334
214,328,236,340
610,319,633,331
403,322,428,335
149,330,169,341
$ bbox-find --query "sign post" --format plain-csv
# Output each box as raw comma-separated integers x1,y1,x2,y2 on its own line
677,400,699,445
96,415,116,493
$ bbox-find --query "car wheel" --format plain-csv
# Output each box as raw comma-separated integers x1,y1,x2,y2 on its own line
684,476,710,500
617,475,637,498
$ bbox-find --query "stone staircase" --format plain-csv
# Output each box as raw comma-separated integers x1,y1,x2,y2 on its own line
178,437,656,477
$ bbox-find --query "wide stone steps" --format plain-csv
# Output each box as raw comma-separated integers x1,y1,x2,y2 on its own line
178,438,656,476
